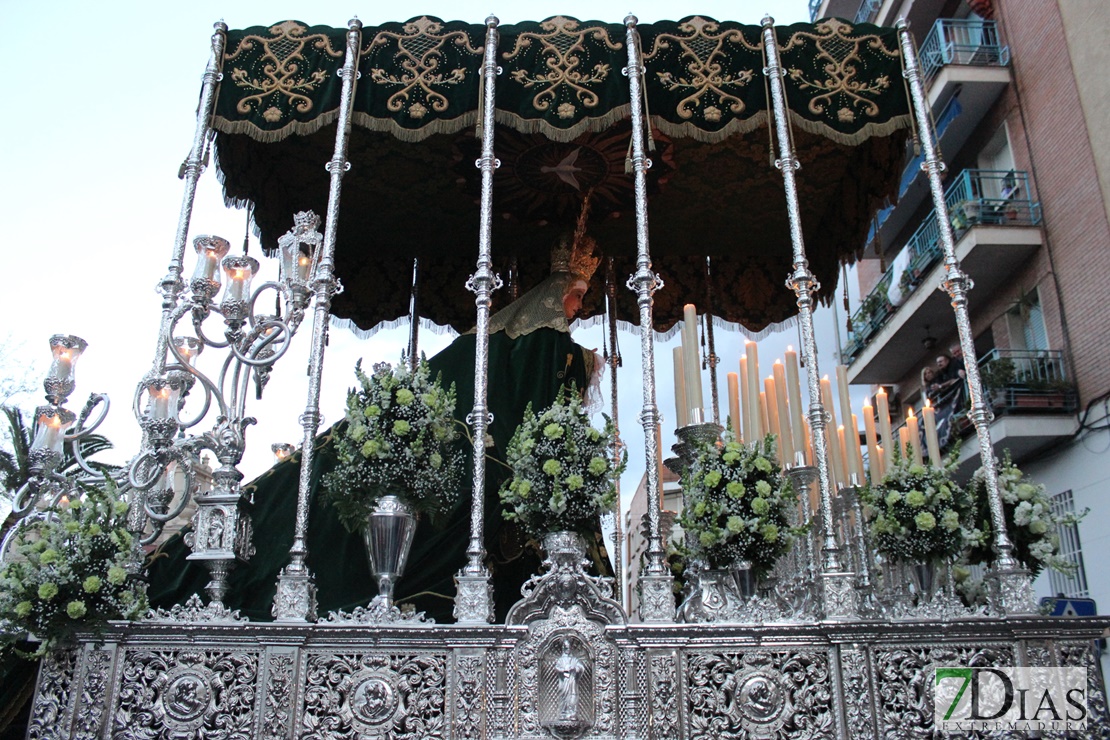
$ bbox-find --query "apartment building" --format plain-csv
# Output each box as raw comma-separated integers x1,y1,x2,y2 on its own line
817,0,1110,608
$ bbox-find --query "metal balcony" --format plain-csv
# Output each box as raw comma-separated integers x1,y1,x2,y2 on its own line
864,18,1012,256
845,170,1042,383
949,349,1079,475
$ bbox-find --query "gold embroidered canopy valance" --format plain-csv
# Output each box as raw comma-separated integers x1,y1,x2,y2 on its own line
213,16,912,335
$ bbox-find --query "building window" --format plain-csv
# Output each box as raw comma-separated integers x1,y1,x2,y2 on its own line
1048,490,1088,598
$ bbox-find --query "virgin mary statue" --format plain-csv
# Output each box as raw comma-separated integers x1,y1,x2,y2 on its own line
148,236,610,623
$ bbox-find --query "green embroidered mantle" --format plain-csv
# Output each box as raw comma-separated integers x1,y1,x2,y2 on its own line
213,16,912,335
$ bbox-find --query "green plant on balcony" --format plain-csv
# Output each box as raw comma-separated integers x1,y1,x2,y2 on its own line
978,357,1016,393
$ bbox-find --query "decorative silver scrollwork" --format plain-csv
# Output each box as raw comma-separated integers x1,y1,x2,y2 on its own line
113,649,260,738
300,652,448,738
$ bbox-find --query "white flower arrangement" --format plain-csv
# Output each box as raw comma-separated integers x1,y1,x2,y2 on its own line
860,453,974,564
678,433,798,574
499,388,623,539
966,453,1086,577
0,481,147,656
323,357,466,531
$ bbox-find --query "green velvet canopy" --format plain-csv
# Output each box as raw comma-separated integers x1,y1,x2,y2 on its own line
212,16,912,335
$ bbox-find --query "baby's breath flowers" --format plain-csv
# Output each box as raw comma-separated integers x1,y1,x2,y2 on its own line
323,357,465,531
965,453,1086,577
499,388,623,539
679,434,798,575
859,452,973,563
0,481,147,656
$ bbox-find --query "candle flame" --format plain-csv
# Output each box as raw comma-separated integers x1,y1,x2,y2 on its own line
907,405,916,418
924,397,932,408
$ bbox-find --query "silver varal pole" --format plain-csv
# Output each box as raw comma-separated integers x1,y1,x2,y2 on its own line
272,19,363,622
454,16,501,624
152,22,227,376
761,16,858,619
605,258,626,610
704,257,721,425
623,15,674,622
896,20,1034,613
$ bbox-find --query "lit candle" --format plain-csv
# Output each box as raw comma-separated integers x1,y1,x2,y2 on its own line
863,403,881,484
784,346,806,455
32,407,75,454
764,376,780,459
672,347,687,428
877,445,885,476
727,372,741,442
220,255,259,306
850,413,866,484
838,425,850,488
173,336,202,366
297,253,312,283
745,341,762,440
772,361,794,465
54,350,73,382
821,377,844,488
152,386,171,420
835,365,853,439
906,406,923,465
759,391,769,442
923,399,942,467
682,304,703,423
739,356,750,443
876,387,892,471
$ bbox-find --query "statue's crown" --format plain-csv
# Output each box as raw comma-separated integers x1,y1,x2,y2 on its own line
550,192,600,282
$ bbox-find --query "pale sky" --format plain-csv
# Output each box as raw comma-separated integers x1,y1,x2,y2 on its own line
0,0,873,535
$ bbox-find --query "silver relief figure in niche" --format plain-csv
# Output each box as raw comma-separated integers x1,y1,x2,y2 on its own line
555,637,585,721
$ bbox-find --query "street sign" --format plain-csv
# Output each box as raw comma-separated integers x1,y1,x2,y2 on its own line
1041,596,1098,617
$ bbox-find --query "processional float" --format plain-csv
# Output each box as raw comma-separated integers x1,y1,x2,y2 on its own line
10,13,1110,738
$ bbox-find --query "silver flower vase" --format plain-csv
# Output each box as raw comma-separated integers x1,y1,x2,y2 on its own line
679,568,744,623
362,495,418,609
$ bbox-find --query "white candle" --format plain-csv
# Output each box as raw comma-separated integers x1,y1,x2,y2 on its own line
850,413,866,484
835,365,853,438
54,351,73,382
682,305,703,422
296,253,312,282
923,399,942,467
745,341,762,441
41,414,64,453
759,391,769,442
838,425,851,488
863,403,881,484
772,361,794,466
821,376,844,488
152,387,171,420
231,267,252,302
898,426,910,463
764,376,780,460
877,445,885,476
906,406,923,465
727,373,741,442
739,356,750,443
672,347,687,428
876,387,892,472
784,346,806,454
804,419,814,465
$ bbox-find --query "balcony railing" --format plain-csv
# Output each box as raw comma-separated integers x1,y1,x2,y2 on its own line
979,348,1069,386
809,0,824,22
854,0,883,24
920,18,1010,83
844,170,1040,362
